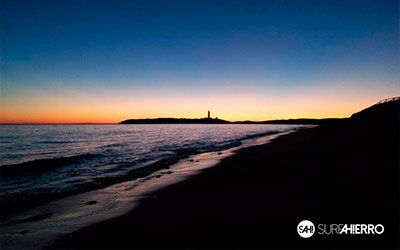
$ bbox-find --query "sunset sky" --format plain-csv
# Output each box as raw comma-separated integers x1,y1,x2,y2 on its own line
1,0,399,123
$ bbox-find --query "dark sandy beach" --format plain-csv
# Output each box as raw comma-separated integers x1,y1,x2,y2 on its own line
50,100,399,249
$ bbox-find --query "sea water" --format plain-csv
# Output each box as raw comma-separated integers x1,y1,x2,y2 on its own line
0,124,304,213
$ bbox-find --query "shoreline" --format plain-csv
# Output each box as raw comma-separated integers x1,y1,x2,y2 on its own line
1,125,303,216
0,129,303,250
49,115,399,249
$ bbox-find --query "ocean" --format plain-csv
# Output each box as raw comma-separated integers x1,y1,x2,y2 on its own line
0,124,304,214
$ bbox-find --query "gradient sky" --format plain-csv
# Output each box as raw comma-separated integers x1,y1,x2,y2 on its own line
1,0,399,123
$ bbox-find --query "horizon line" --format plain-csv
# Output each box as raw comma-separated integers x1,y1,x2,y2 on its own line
0,117,342,125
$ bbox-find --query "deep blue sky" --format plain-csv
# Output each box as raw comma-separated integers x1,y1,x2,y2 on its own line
1,0,399,122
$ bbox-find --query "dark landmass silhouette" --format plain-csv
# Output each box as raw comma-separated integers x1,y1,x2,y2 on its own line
350,97,399,123
119,117,230,124
235,118,342,124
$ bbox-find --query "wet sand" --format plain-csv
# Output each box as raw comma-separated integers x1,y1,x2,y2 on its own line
49,108,399,249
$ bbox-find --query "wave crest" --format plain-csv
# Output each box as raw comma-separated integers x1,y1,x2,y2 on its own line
0,153,97,175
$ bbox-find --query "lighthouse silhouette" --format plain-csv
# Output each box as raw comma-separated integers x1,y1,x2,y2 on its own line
208,110,210,119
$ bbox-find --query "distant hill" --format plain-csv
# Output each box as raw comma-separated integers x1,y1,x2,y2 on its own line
233,118,341,125
119,118,230,124
350,97,399,123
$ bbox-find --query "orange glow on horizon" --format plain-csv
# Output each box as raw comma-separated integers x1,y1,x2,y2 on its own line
1,78,398,124
0,95,385,124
